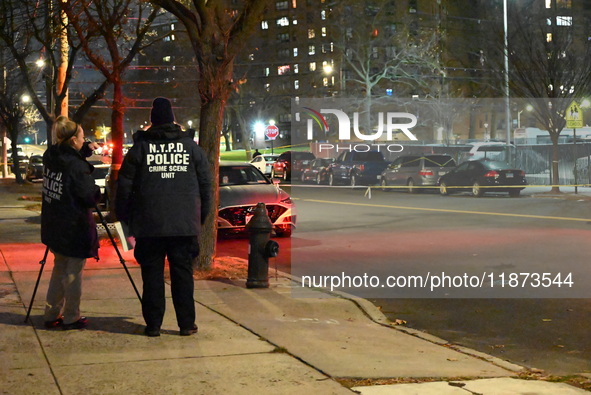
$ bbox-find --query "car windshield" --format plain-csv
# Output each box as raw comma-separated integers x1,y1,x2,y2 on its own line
478,146,505,152
263,155,277,161
220,165,270,186
425,156,456,167
353,151,384,162
481,161,513,170
293,152,315,160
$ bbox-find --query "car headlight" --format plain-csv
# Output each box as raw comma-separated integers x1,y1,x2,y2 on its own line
281,196,292,204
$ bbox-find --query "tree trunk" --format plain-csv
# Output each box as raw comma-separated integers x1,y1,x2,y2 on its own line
108,81,125,218
196,97,225,270
550,133,560,193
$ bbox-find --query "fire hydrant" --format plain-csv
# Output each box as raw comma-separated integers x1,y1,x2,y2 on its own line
245,202,279,289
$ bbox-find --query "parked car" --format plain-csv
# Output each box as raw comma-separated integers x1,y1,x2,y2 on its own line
218,162,295,237
249,153,279,176
25,155,44,181
379,154,456,193
271,151,315,180
327,150,388,186
7,147,29,174
300,158,335,184
438,160,527,197
90,162,111,209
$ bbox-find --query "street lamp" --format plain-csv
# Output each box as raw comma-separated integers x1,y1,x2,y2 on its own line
517,104,533,128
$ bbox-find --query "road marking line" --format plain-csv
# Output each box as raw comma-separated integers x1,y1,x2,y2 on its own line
299,198,591,222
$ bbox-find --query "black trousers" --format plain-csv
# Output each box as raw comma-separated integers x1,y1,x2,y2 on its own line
134,236,198,330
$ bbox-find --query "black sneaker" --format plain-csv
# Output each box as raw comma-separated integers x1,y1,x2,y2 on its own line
62,317,88,330
44,317,63,329
144,327,161,337
179,324,198,336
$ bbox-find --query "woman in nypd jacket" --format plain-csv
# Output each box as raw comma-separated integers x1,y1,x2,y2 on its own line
41,115,101,330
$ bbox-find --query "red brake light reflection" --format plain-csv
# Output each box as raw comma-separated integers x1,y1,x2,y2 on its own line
484,170,499,178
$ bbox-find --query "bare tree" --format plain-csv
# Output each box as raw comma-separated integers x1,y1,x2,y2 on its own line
0,0,115,146
335,1,443,131
0,60,34,183
486,1,591,192
148,0,270,269
61,0,161,213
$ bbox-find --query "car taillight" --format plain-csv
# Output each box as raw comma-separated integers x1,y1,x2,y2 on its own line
517,170,525,177
358,164,365,172
484,170,499,178
419,169,434,176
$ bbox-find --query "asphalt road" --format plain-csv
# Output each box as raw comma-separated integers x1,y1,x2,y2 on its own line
287,182,591,376
3,178,591,376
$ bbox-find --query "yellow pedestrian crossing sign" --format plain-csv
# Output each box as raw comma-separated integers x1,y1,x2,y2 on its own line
566,101,584,128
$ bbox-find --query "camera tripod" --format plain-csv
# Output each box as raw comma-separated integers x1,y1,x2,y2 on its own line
24,206,142,323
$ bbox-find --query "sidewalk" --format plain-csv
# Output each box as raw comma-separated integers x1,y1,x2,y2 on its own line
1,241,589,394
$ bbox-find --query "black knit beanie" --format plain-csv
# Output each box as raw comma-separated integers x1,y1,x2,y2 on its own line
150,97,175,126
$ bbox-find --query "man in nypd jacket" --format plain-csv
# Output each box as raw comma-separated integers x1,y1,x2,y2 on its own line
116,97,212,337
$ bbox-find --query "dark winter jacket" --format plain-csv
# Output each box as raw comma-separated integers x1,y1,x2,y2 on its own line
41,143,101,259
115,123,212,238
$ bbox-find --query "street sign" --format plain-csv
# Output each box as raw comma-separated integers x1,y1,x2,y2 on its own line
566,101,584,129
265,125,279,140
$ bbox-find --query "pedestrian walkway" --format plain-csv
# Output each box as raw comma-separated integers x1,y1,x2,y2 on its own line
1,241,589,394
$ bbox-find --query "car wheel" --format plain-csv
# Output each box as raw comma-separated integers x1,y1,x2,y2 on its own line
439,181,449,196
407,178,418,193
381,178,389,192
275,225,293,237
472,181,484,197
509,189,520,197
316,173,323,185
350,173,357,187
328,172,336,186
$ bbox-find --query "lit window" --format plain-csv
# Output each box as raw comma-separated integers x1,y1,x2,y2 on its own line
261,20,269,30
556,16,572,26
308,45,315,55
293,47,298,57
249,53,255,61
556,0,571,8
292,18,298,25
321,10,326,20
292,0,297,7
308,29,315,39
163,56,171,62
294,80,299,89
170,24,175,31
547,33,553,42
294,64,299,73
264,67,270,76
310,62,316,71
323,77,329,86
278,65,291,75
321,27,327,37
277,17,289,26
171,34,175,41
545,0,551,8
264,83,270,92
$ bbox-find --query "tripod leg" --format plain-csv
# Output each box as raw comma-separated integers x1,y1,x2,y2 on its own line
24,246,50,323
95,206,142,303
